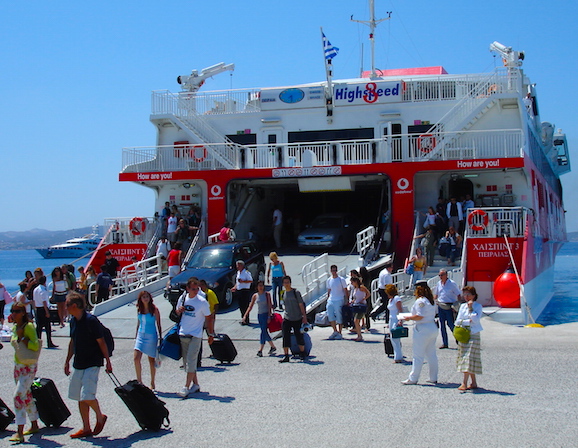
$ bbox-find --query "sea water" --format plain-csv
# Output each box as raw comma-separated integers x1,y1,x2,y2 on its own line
0,244,577,325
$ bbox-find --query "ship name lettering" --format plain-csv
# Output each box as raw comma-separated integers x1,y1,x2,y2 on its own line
334,83,400,103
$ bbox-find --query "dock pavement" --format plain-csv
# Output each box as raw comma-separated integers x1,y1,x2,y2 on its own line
1,314,577,447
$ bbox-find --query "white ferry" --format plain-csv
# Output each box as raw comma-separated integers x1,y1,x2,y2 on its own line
36,229,102,259
98,11,569,324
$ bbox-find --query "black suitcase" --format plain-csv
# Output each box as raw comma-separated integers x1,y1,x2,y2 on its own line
31,378,71,427
108,373,169,431
341,305,354,328
0,397,15,431
209,333,237,363
384,334,394,357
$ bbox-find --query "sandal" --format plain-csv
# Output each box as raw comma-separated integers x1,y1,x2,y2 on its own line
9,434,24,444
457,385,468,391
23,427,39,435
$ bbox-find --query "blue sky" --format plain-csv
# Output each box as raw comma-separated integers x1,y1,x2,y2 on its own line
1,0,577,232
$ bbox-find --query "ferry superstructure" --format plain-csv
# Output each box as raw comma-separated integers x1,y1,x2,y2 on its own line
116,39,570,323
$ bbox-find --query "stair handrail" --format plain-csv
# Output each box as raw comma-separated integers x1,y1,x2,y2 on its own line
153,91,239,169
423,69,515,159
181,220,206,269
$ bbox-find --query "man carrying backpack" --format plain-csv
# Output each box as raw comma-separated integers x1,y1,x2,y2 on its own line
64,292,112,439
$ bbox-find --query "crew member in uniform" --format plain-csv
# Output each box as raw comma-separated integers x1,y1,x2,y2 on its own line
401,284,438,385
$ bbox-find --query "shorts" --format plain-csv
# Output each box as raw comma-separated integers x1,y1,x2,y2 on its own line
354,312,365,320
180,336,202,373
53,292,67,303
69,366,100,401
326,301,343,324
168,265,180,278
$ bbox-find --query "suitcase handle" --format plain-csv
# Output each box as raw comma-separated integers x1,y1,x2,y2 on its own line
107,371,122,388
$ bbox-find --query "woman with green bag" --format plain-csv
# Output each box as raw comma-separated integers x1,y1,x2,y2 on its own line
455,286,483,391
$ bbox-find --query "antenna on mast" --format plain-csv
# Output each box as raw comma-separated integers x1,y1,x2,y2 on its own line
351,0,391,79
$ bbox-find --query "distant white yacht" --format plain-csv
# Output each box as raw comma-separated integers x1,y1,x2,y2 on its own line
36,227,102,259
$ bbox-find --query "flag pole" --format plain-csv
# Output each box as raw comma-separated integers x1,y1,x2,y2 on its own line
321,27,334,120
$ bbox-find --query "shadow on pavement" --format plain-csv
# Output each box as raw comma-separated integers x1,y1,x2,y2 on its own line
88,428,173,447
188,391,235,403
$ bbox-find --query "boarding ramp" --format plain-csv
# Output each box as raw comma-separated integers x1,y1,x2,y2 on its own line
89,254,168,316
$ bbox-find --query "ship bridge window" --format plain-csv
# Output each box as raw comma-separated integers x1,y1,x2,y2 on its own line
288,128,374,143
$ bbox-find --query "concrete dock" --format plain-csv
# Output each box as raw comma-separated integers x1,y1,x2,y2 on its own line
1,315,577,447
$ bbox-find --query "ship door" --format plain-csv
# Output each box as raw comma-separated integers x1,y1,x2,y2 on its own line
382,122,403,161
448,178,474,200
260,127,284,168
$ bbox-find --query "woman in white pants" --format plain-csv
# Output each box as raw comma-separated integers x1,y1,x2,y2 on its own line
401,284,438,385
385,284,404,363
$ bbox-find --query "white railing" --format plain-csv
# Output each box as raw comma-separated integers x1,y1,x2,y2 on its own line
153,89,261,116
356,226,376,256
464,207,528,238
182,221,206,269
424,68,519,159
103,217,158,245
87,254,164,307
121,129,524,173
301,253,346,312
150,70,518,117
369,269,408,310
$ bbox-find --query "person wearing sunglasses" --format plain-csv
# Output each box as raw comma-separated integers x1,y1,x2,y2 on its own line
175,278,214,397
9,302,41,444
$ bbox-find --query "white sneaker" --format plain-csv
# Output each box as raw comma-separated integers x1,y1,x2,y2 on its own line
178,386,190,398
189,384,200,394
334,333,343,340
328,331,337,340
401,379,418,385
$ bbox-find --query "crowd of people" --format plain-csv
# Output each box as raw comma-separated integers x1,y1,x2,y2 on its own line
406,196,473,283
0,249,484,443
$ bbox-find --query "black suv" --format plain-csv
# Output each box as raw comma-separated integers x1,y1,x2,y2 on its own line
167,241,265,307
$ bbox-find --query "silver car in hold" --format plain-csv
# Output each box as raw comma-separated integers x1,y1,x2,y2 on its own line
297,213,359,251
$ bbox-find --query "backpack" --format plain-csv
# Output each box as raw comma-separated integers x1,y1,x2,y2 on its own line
89,314,115,357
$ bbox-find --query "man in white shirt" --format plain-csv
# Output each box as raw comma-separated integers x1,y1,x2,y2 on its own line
33,275,58,348
167,213,178,242
176,278,214,397
231,260,253,325
370,262,394,320
326,265,348,340
156,236,170,274
434,269,462,349
272,206,283,249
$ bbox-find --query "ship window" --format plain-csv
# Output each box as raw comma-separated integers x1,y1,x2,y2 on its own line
288,128,374,143
268,134,277,144
226,134,257,145
408,124,434,134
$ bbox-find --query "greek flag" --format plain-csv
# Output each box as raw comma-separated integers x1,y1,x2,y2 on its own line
322,32,339,60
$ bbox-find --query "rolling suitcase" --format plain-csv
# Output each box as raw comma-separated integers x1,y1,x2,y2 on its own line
108,373,169,431
31,378,71,427
384,334,394,357
0,397,15,431
209,333,237,363
290,332,312,357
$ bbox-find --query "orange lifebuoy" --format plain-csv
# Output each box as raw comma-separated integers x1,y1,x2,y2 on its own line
468,209,489,231
192,145,207,163
129,217,147,236
417,134,436,154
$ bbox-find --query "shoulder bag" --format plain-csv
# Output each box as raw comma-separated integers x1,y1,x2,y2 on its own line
453,325,471,343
